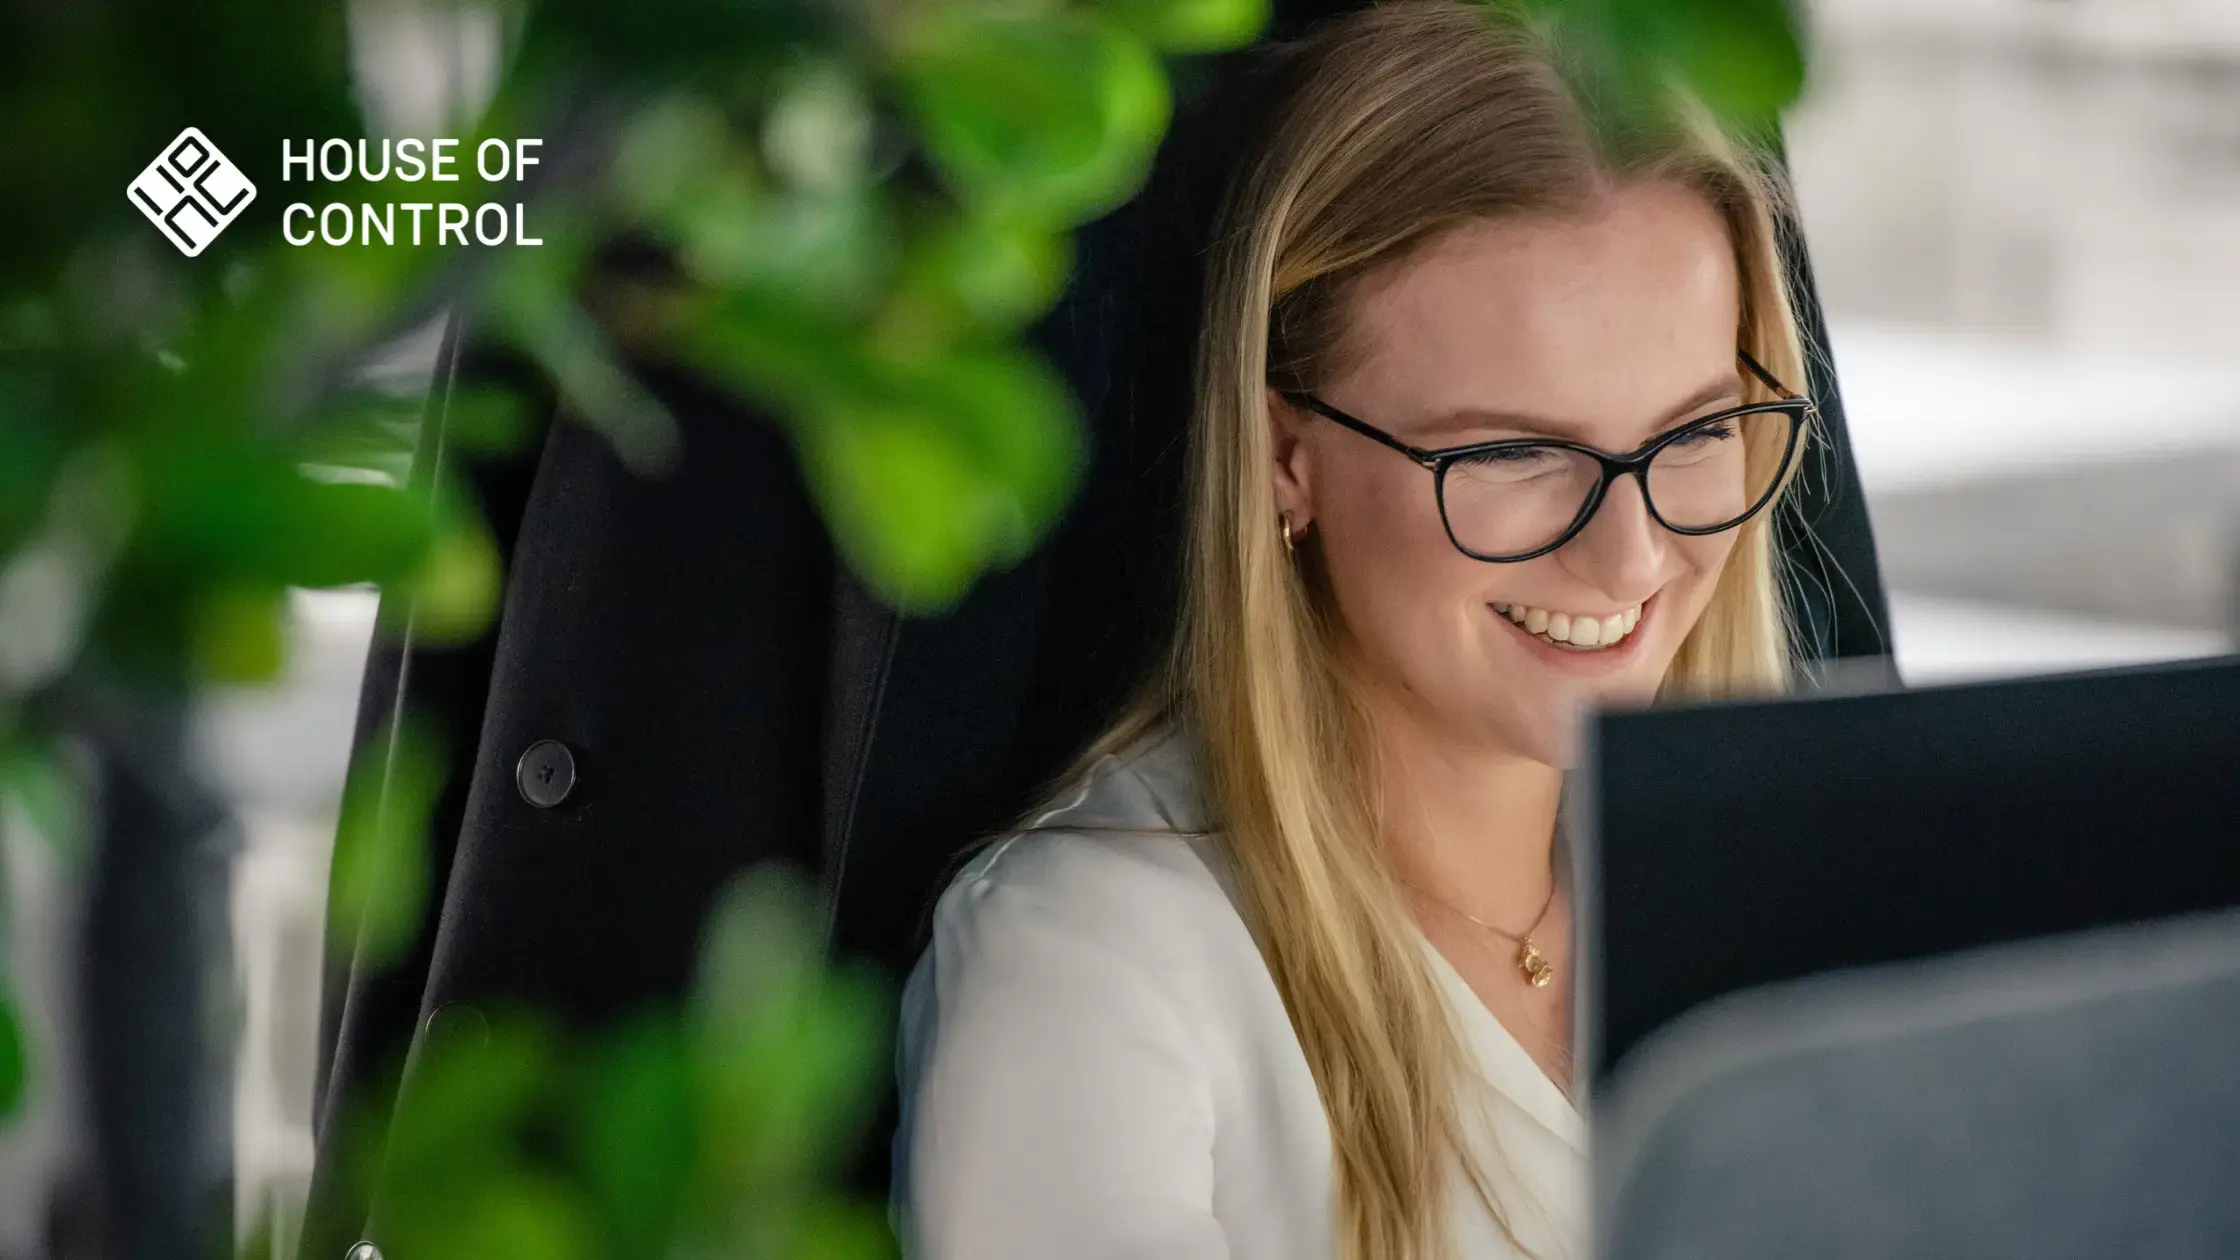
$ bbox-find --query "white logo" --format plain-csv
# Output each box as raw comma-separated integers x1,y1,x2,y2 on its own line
128,128,257,257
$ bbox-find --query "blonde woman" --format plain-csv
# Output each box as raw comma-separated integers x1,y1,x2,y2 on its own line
891,2,1814,1257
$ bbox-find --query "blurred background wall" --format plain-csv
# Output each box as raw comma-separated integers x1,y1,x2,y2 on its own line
1,0,2235,1256
1787,0,2240,680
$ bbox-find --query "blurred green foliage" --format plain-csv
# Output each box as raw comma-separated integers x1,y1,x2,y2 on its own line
1513,0,1803,141
0,0,1805,1240
0,986,22,1118
0,0,1271,1146
347,867,894,1260
327,718,450,972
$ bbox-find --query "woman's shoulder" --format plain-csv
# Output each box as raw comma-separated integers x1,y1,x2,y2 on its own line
1017,719,1212,838
893,727,1298,1260
933,721,1239,955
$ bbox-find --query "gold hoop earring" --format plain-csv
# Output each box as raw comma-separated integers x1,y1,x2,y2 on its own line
1280,514,1296,554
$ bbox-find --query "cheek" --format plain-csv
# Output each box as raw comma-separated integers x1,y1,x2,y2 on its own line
1645,531,1747,673
1314,467,1478,647
1317,458,1448,573
1672,532,1742,609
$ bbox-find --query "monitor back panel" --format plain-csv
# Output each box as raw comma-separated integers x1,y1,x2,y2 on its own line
1578,656,2240,1087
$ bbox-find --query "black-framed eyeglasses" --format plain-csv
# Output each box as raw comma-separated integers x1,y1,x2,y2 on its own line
1274,350,1812,563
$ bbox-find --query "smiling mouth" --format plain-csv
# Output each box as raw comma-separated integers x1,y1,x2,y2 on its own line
1491,598,1645,652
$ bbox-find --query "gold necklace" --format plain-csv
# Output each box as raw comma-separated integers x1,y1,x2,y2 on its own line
1408,877,1560,988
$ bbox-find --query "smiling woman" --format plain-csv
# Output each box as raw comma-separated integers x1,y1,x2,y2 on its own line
1258,179,1803,749
892,3,1813,1259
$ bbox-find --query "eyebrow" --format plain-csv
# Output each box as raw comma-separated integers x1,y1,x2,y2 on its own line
1410,373,1748,445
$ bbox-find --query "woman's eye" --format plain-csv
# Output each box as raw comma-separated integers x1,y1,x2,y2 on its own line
1449,445,1573,487
1460,446,1559,468
1669,420,1737,449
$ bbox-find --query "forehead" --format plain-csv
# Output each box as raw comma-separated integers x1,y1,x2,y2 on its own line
1332,181,1744,444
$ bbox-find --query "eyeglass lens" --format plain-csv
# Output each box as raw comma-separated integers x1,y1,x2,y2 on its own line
1440,408,1794,559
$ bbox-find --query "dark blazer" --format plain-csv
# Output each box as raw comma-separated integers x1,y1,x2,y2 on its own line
300,15,1892,1259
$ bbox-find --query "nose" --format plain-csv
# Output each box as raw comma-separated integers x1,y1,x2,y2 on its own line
1557,472,1667,600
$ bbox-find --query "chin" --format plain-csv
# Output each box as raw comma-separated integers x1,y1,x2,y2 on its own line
1493,669,1666,769
1588,665,1669,711
1471,704,1575,770
1530,724,1581,772
1538,737,1580,773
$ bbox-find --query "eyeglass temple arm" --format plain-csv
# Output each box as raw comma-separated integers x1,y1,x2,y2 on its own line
1737,348,1803,400
1275,390,1441,467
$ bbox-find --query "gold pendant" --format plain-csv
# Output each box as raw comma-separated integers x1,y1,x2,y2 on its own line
1515,938,1554,988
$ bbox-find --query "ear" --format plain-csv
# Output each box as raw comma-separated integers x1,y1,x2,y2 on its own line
1266,386,1315,527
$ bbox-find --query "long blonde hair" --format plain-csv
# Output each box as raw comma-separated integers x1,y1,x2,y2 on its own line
1057,3,1808,1256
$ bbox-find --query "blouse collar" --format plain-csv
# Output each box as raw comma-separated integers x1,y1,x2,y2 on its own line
1119,719,1587,1152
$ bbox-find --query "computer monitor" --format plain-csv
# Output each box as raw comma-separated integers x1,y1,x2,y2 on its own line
1572,654,2240,1090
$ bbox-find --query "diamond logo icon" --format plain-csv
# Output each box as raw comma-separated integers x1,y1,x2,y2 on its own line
128,127,257,257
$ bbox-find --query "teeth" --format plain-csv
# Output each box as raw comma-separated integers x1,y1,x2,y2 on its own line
1494,599,1645,651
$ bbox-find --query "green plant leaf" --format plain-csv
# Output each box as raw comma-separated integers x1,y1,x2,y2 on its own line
794,342,1081,609
485,249,683,476
683,296,1084,611
0,985,26,1122
794,1196,903,1260
429,1180,596,1260
135,435,434,589
686,187,900,316
1613,0,1802,127
372,1014,598,1260
685,868,888,1197
1104,0,1270,54
1521,0,1805,136
763,61,876,193
441,387,536,459
614,94,743,225
578,1015,695,1259
692,865,826,1027
691,969,888,1202
397,506,502,646
326,717,447,970
0,740,87,860
896,209,1073,334
190,582,288,684
897,13,1172,225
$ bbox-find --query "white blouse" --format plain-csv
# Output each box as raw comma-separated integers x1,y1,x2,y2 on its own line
891,723,1587,1260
